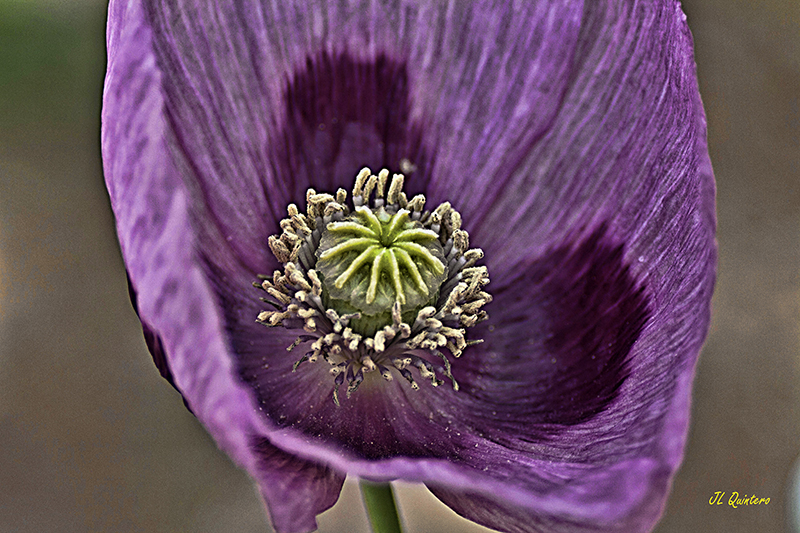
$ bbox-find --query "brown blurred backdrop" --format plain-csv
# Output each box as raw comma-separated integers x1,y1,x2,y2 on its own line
0,0,797,532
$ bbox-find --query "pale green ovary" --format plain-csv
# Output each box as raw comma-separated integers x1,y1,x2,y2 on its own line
324,209,446,305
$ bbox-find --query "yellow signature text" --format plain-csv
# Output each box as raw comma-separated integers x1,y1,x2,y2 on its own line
709,491,770,507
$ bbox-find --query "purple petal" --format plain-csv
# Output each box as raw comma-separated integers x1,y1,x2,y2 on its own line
429,458,670,533
251,438,345,533
471,2,715,283
102,1,344,531
428,2,716,529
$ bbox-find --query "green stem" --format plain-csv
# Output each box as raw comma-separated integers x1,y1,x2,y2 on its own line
360,481,403,533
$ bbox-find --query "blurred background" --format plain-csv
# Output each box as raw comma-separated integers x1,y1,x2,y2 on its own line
0,0,797,531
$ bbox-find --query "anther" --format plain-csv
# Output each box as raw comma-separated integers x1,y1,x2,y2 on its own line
387,174,404,204
376,168,389,199
354,167,370,197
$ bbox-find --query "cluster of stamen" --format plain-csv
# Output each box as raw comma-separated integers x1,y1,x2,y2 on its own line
255,168,490,404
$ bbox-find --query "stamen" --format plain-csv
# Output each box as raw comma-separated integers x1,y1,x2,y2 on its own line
387,174,404,204
398,368,419,390
353,168,370,197
376,168,389,199
255,167,490,403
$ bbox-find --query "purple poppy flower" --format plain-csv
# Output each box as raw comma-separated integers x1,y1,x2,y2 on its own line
102,0,716,532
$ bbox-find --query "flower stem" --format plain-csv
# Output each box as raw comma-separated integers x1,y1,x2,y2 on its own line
360,480,403,533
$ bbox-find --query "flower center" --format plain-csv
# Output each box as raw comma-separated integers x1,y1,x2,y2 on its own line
255,168,490,404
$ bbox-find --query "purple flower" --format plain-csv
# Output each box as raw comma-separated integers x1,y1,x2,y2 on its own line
102,1,716,532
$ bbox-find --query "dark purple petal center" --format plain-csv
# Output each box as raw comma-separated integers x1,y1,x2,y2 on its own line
460,224,650,431
272,51,431,206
